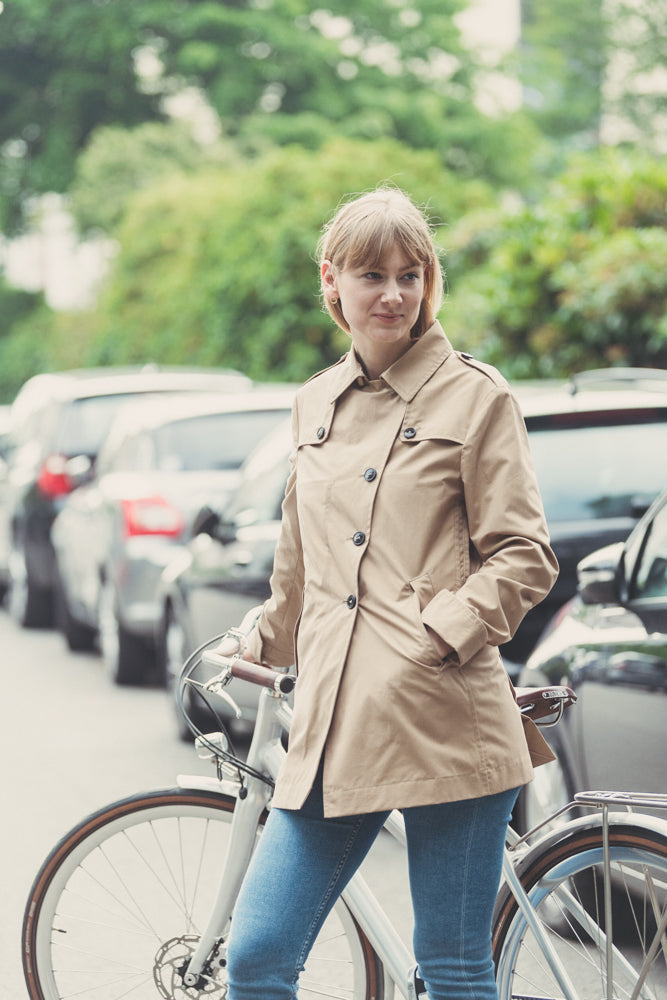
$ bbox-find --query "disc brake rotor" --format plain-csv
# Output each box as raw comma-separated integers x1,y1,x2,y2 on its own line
154,934,228,999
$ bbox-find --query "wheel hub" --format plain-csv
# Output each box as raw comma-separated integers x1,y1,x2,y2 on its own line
153,935,228,998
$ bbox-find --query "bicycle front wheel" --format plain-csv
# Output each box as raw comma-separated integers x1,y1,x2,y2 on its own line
493,818,667,1000
22,787,384,1000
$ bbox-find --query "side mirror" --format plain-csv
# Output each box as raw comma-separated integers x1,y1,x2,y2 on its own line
577,542,624,605
192,505,221,538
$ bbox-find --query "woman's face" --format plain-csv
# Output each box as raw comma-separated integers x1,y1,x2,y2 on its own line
323,245,425,370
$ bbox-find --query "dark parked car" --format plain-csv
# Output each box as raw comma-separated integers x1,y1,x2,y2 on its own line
517,488,667,832
506,367,667,664
158,419,292,738
160,367,667,736
1,366,251,628
51,389,294,684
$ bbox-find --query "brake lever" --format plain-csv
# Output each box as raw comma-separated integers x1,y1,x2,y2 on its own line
184,671,243,719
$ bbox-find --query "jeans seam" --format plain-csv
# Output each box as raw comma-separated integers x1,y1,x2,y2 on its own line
460,797,480,1000
289,815,366,991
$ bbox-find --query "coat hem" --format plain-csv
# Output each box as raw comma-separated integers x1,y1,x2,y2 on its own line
272,759,534,818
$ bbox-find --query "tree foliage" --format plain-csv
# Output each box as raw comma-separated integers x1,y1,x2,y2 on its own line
443,149,667,376
0,0,544,233
75,140,493,381
0,0,165,231
0,281,48,401
68,121,237,234
519,0,667,152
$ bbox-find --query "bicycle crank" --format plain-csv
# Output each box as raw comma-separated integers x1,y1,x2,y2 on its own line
154,934,228,998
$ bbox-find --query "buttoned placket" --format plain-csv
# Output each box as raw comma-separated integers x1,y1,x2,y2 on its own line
334,388,407,625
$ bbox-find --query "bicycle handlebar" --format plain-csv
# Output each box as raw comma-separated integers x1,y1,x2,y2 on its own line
201,649,296,695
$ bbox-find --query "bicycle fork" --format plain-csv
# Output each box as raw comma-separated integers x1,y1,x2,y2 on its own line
181,775,271,990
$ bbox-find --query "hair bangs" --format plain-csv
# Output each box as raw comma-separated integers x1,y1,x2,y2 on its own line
338,213,430,274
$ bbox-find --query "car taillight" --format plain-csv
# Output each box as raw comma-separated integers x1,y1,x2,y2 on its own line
121,497,184,538
36,455,75,499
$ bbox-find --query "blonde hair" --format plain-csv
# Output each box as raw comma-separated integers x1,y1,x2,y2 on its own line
318,186,444,339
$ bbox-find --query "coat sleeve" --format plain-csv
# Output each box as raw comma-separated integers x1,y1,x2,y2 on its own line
422,381,559,666
245,402,305,668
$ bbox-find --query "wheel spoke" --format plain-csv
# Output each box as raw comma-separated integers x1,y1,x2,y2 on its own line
495,825,667,1000
24,791,381,999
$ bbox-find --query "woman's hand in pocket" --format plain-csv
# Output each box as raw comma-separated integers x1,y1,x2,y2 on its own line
425,624,453,661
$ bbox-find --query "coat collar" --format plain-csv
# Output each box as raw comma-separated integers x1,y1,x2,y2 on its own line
328,321,454,404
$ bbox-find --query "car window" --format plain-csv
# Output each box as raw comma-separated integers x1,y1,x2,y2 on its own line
526,420,666,522
55,394,150,458
114,432,158,472
153,409,289,472
224,442,291,526
631,503,667,599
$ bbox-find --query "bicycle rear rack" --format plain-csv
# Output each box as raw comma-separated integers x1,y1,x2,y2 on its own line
574,790,667,811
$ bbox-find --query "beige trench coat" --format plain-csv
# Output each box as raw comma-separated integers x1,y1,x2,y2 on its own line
246,322,559,817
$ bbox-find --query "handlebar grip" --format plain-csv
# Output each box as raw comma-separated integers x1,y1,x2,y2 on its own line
201,649,296,694
232,660,296,694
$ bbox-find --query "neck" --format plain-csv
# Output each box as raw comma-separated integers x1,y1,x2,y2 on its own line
355,341,413,380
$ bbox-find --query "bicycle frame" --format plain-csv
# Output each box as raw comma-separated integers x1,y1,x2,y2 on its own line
177,670,667,1000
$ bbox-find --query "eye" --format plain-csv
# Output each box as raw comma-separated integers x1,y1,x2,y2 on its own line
402,271,421,282
363,271,383,281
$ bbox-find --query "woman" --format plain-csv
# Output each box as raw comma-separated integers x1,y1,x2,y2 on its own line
220,186,559,1000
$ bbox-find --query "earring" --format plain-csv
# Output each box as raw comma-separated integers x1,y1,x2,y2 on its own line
331,296,338,305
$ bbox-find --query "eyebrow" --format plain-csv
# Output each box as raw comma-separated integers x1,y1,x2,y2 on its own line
359,260,422,272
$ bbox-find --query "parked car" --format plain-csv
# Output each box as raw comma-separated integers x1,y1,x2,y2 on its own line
516,487,667,832
1,366,253,629
51,388,295,684
0,404,11,601
160,366,667,737
157,418,292,738
506,367,667,664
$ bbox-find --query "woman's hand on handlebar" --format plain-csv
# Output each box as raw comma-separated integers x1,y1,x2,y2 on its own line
213,605,265,664
213,631,259,664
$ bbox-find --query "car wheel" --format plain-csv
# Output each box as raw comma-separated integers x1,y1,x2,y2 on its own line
8,545,53,628
98,579,152,686
54,570,96,652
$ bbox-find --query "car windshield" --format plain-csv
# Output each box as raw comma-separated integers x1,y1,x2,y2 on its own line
153,409,289,471
55,394,149,457
527,419,666,522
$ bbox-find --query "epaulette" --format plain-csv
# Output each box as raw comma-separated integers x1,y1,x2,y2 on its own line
455,350,507,387
302,353,349,386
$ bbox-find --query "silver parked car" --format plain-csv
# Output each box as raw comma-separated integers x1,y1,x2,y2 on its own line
51,388,294,684
0,366,252,625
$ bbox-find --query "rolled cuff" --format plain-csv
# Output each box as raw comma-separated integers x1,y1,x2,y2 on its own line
422,588,488,666
245,619,295,669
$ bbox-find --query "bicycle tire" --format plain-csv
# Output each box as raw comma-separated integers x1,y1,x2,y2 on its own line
493,816,667,1000
22,787,385,1000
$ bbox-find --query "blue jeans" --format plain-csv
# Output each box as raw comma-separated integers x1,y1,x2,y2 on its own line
226,767,519,1000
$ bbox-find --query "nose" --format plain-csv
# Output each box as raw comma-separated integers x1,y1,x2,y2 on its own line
381,279,402,304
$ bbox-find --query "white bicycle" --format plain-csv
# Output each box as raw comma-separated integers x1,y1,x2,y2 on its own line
23,635,667,1000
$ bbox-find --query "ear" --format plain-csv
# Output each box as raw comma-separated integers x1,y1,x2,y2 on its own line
321,259,338,301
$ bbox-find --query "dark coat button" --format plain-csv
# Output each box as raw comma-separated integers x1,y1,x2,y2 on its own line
352,531,366,546
403,426,416,439
346,594,357,608
316,426,325,439
364,468,377,482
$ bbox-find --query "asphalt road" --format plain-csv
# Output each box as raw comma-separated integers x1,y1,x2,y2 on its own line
0,607,412,1000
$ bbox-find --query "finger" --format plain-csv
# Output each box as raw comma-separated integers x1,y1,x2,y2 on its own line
215,636,242,656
